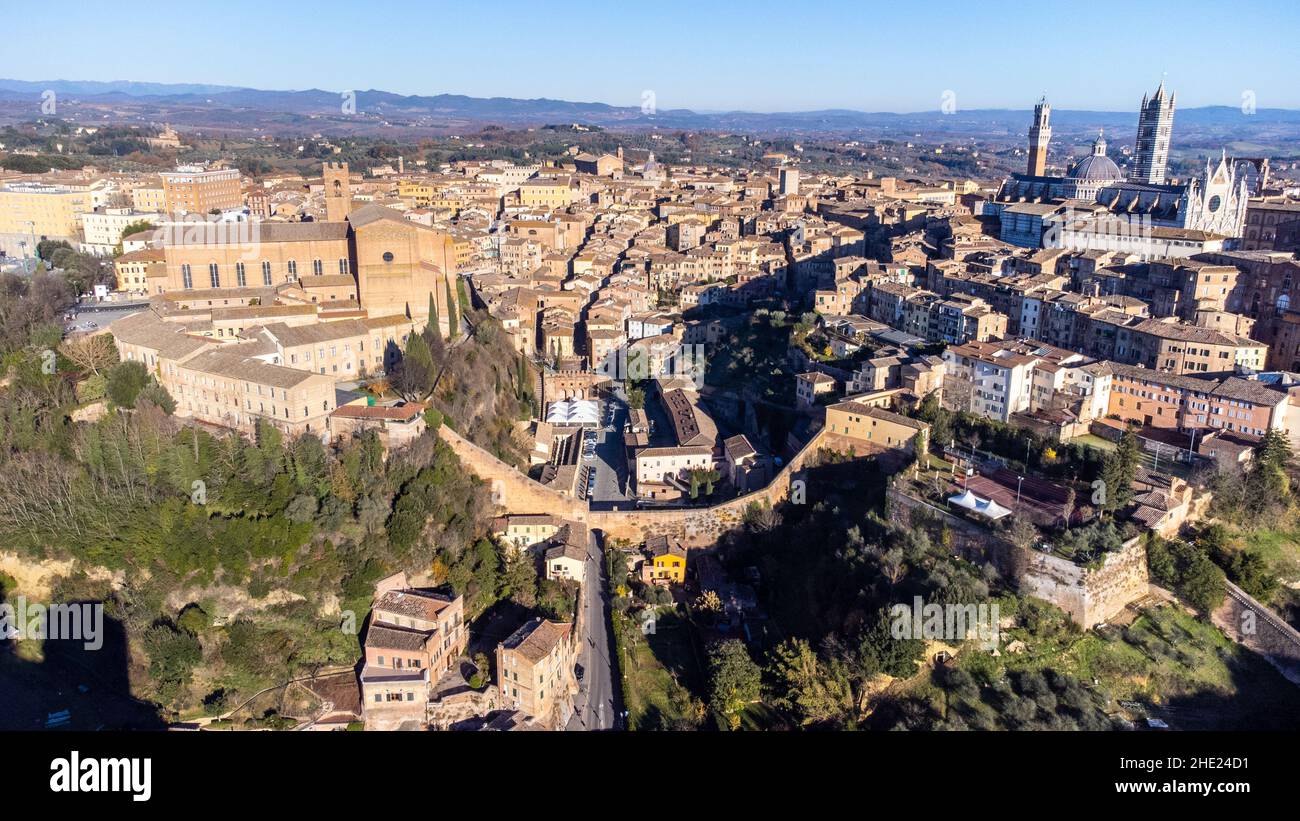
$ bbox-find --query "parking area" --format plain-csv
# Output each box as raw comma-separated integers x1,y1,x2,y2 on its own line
64,301,146,334
585,394,634,511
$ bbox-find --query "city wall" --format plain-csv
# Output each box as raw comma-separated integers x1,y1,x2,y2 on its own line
437,426,829,546
887,487,1149,629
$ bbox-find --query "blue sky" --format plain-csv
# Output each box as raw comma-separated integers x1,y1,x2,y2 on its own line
10,0,1300,111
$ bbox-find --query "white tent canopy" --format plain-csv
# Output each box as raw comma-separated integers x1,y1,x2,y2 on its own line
948,489,1012,520
544,399,599,425
948,489,980,510
975,497,1012,520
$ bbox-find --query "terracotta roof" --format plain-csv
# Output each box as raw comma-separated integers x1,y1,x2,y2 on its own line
501,618,572,664
365,624,431,652
331,402,425,422
373,589,457,621
645,534,686,559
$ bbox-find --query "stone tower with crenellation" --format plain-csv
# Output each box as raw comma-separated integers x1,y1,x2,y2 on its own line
1026,96,1051,177
324,162,352,222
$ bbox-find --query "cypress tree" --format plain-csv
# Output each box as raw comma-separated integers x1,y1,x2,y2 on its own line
445,277,459,339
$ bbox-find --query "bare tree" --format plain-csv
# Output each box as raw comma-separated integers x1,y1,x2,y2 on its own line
60,333,118,377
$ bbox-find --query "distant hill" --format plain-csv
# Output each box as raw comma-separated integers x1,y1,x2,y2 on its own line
2,78,1299,142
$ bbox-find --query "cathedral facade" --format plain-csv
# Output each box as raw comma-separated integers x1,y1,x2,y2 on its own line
992,84,1250,243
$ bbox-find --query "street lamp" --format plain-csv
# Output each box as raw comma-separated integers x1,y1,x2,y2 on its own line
1016,475,1024,510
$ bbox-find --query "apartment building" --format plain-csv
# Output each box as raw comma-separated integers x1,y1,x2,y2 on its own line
363,583,466,676
0,182,93,256
251,319,387,380
1106,362,1289,437
80,207,160,256
160,165,242,215
642,534,686,585
1124,318,1266,374
634,445,714,499
1241,199,1300,253
360,572,467,730
932,293,1008,344
166,348,337,436
113,247,166,292
496,618,578,729
796,371,837,408
847,347,945,398
518,177,580,210
823,401,928,453
490,514,567,553
942,341,1040,422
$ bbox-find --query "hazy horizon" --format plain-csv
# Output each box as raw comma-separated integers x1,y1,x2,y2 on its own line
11,0,1300,112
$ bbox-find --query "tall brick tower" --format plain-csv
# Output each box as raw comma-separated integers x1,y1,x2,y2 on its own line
1026,96,1051,177
324,162,352,222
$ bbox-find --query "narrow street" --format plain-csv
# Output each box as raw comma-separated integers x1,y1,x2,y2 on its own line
568,528,622,730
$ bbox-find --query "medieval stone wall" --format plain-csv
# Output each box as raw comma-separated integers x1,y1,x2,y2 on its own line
887,487,1149,629
437,426,828,546
1213,579,1300,685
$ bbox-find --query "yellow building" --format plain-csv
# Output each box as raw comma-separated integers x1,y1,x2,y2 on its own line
114,247,166,292
130,182,167,214
824,400,928,454
496,618,577,729
397,179,436,207
111,308,337,437
0,182,92,256
491,514,565,553
643,534,686,584
519,177,579,210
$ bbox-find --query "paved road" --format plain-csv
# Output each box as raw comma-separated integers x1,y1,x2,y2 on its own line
568,528,621,731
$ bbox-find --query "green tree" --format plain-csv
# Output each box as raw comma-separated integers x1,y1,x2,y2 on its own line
626,385,645,410
106,360,150,407
427,291,440,338
1099,427,1139,513
501,552,538,608
144,622,202,706
114,220,156,256
394,332,434,399
766,638,853,727
707,638,762,729
1256,428,1293,472
445,277,459,339
137,380,176,413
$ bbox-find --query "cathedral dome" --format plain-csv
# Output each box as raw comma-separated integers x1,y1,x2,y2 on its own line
1069,131,1122,182
1069,154,1122,181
